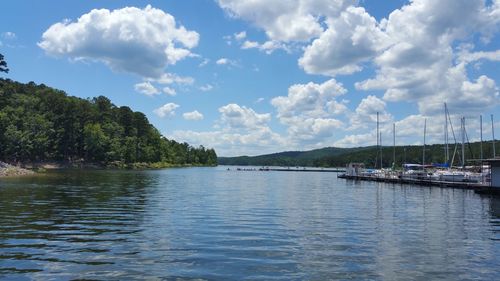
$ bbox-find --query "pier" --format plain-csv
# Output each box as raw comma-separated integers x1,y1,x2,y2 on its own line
337,173,487,190
232,167,346,173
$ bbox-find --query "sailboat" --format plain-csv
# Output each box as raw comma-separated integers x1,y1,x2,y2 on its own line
432,105,482,183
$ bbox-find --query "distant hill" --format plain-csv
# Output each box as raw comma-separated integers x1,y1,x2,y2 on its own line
218,142,499,168
218,146,373,167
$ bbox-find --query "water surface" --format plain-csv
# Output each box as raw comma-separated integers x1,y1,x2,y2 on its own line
1,167,499,280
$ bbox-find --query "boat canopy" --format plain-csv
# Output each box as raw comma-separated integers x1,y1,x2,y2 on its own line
432,163,450,168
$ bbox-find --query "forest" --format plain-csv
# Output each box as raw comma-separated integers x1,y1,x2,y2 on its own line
0,78,217,167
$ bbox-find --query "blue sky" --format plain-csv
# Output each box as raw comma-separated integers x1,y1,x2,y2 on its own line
1,0,499,156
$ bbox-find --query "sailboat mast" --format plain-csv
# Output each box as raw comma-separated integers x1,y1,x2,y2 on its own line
480,115,483,160
380,132,383,169
423,118,426,169
393,123,396,168
461,117,465,169
445,103,449,165
492,114,496,158
377,112,379,168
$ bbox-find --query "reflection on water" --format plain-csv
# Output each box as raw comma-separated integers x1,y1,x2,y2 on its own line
0,167,499,280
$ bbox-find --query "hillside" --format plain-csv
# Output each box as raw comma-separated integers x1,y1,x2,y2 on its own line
219,142,499,168
0,78,217,167
218,146,373,167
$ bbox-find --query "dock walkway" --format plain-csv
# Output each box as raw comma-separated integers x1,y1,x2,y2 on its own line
337,173,487,190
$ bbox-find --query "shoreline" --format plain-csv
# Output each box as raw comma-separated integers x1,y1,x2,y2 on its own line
0,161,35,177
0,161,217,178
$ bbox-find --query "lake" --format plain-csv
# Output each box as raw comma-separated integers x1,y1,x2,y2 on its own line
1,166,499,280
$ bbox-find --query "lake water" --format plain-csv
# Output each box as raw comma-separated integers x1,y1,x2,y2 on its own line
1,166,499,280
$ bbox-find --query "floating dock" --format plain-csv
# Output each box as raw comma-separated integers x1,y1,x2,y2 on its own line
232,167,346,173
337,173,487,190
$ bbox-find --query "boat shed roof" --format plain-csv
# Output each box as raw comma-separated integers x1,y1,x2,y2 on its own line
482,158,500,167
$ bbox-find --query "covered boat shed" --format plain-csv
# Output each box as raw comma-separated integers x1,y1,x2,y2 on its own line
483,159,500,188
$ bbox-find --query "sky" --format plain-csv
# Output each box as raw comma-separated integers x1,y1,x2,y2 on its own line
0,0,499,157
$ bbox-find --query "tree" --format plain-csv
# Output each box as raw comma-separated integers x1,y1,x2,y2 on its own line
0,78,218,166
83,123,108,162
0,53,9,73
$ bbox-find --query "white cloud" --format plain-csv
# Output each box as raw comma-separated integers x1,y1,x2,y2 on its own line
169,127,286,156
272,79,347,120
333,132,375,147
354,0,500,115
153,73,194,85
162,86,176,96
299,6,388,76
134,82,160,96
170,103,285,156
217,0,499,124
215,57,237,66
241,40,259,49
216,58,228,65
255,97,265,103
217,0,354,42
234,31,246,40
458,49,500,64
218,103,271,130
271,79,346,142
154,103,179,118
183,110,204,121
199,84,214,92
241,39,288,54
38,5,199,79
350,95,392,129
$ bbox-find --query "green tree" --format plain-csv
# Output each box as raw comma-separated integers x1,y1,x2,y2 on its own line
0,78,218,167
0,53,8,73
83,123,108,162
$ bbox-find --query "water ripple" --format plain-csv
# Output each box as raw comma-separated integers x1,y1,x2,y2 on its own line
0,168,499,280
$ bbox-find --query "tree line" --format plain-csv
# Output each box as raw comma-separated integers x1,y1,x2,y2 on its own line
0,78,217,167
219,142,499,168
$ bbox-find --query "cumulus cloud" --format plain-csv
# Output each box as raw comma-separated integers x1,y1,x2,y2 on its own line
154,103,179,118
38,5,199,79
183,110,204,121
299,6,388,76
220,0,499,121
134,82,160,96
169,127,286,156
217,0,354,42
354,0,500,115
218,103,271,130
272,79,347,119
271,79,346,141
350,95,393,129
170,103,285,156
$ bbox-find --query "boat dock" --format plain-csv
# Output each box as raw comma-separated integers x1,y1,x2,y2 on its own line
231,167,346,173
337,173,487,190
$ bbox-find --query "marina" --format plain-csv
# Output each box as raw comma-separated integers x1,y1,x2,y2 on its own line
231,167,346,172
337,173,486,189
336,103,500,194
